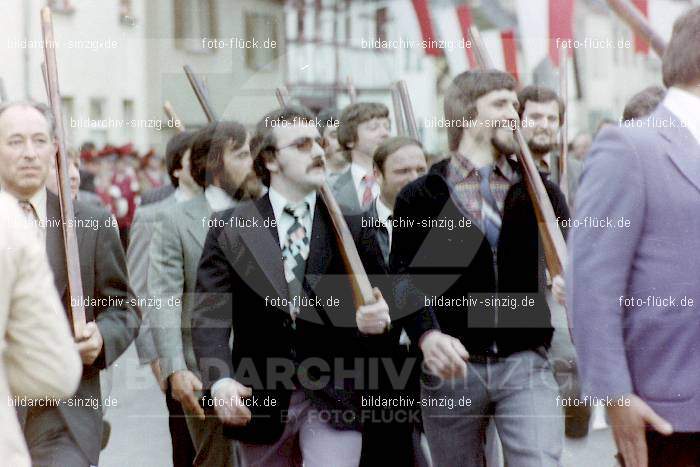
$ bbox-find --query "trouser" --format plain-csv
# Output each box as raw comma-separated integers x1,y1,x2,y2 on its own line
238,389,362,467
421,349,564,467
164,381,197,467
24,406,92,467
644,431,700,467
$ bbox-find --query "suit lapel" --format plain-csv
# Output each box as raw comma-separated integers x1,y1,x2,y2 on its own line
45,192,86,298
334,169,361,213
183,194,211,249
304,201,333,291
237,196,288,300
657,107,700,195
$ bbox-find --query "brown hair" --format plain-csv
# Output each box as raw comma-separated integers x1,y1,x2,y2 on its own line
662,7,700,88
373,136,424,174
622,86,666,121
190,121,247,188
252,105,315,187
164,130,195,187
337,102,389,150
444,70,518,151
517,85,565,124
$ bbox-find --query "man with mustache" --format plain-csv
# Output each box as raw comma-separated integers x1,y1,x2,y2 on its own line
149,121,260,466
191,106,392,466
390,70,566,466
518,85,582,209
332,103,391,214
0,100,140,467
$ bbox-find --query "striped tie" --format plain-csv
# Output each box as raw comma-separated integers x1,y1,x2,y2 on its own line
478,165,502,248
282,202,310,322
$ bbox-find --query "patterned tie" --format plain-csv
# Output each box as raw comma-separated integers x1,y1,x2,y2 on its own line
361,175,376,208
282,202,310,323
477,165,502,248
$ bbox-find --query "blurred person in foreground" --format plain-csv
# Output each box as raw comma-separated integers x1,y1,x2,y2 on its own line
568,7,700,466
622,85,667,122
0,191,82,467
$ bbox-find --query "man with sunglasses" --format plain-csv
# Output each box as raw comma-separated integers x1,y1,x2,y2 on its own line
149,121,260,466
192,106,392,467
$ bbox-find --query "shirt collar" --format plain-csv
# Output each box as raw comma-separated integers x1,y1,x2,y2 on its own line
663,87,700,145
173,187,190,203
204,185,237,212
350,162,371,191
268,186,317,222
375,197,393,224
448,153,516,183
28,188,47,224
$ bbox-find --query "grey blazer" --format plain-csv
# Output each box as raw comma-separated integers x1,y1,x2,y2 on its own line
330,167,364,215
568,105,700,432
44,192,140,465
127,194,177,364
148,193,212,381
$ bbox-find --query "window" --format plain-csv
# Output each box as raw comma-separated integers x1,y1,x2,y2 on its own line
173,0,218,51
120,0,136,26
244,12,280,72
375,7,388,43
47,0,75,13
89,98,107,147
122,99,134,142
297,0,306,39
60,96,75,145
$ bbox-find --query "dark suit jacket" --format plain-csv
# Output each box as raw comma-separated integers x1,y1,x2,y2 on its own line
390,158,569,358
192,194,391,444
140,184,175,206
331,167,363,214
45,192,140,464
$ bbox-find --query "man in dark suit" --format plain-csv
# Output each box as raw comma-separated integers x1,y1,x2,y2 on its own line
192,106,392,467
0,101,140,466
390,71,568,466
332,103,390,214
348,136,429,467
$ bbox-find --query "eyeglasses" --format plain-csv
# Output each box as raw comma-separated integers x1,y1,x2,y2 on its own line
276,136,327,152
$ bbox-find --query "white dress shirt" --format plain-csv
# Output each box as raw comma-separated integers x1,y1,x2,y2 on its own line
663,87,700,145
268,187,317,248
204,185,236,212
350,163,380,207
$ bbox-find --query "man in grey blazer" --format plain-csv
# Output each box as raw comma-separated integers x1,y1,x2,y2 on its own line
149,121,259,466
0,101,140,466
331,102,390,214
127,130,201,466
568,8,700,466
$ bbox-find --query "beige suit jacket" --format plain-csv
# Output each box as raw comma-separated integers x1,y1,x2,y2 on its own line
0,192,82,467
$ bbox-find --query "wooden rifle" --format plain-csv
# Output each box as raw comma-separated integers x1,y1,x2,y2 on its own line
396,80,419,140
346,76,357,104
275,87,375,308
559,46,570,203
163,100,185,133
41,6,86,336
184,65,218,122
390,83,407,137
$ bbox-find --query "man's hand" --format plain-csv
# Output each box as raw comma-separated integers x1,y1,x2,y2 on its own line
169,370,205,420
552,275,566,306
150,359,166,392
608,394,673,467
76,321,104,365
211,379,253,426
419,330,469,379
356,287,391,335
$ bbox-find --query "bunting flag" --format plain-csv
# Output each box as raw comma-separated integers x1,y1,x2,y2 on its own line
549,0,575,66
411,0,442,56
501,29,519,82
456,5,478,69
631,0,650,54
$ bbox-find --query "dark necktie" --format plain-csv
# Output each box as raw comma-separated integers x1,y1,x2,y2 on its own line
478,165,502,248
281,202,310,323
376,215,392,266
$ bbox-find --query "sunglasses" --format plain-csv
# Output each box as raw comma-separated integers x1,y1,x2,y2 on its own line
276,136,327,152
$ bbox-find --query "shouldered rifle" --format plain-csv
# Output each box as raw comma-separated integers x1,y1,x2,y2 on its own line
184,65,218,122
41,6,86,336
163,100,185,133
606,0,667,57
274,87,375,308
559,46,570,203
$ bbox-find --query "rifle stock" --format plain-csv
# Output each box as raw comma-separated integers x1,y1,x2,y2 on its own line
390,83,406,137
41,6,86,336
396,80,419,140
163,100,185,133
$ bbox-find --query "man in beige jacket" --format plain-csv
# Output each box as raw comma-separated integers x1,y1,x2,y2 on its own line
0,191,82,466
